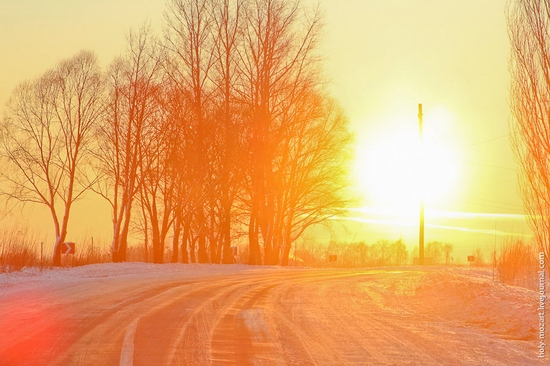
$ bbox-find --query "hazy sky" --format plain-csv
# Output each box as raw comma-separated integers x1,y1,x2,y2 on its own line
0,0,528,254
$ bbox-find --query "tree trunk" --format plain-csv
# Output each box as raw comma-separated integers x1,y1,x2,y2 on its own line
53,236,63,267
189,234,196,264
221,204,232,264
209,208,219,263
151,216,163,264
197,205,209,263
142,203,149,262
248,207,262,265
171,219,181,263
181,218,190,263
280,206,295,266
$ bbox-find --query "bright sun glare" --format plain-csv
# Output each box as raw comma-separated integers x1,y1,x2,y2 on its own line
355,106,461,216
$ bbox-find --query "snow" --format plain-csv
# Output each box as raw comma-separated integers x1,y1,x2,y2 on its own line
0,263,260,291
368,267,538,341
0,264,545,365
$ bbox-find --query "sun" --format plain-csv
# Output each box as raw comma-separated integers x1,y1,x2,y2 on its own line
354,106,461,216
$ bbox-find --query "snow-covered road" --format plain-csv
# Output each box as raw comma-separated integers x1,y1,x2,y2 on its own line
0,264,543,365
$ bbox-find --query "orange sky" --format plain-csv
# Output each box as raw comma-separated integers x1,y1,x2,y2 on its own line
0,0,530,257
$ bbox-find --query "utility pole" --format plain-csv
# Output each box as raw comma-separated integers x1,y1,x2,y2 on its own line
418,103,425,265
493,220,497,282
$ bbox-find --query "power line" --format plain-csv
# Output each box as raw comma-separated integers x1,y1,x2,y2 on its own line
463,196,524,211
469,161,517,172
474,178,517,190
465,133,510,148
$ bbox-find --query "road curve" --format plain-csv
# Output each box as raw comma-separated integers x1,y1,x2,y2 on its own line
0,265,541,365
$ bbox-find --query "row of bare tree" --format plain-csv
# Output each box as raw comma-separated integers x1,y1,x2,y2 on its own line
0,0,352,266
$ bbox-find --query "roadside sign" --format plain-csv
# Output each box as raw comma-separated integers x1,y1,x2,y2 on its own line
63,242,75,255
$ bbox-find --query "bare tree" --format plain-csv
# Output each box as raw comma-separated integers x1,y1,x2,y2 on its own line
238,0,328,264
165,0,216,263
275,96,353,265
508,0,550,261
167,95,194,263
210,0,245,263
95,26,163,262
138,107,178,264
168,97,203,264
1,51,104,266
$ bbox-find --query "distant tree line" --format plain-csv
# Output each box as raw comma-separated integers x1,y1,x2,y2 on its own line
315,240,454,268
321,239,410,267
0,0,353,266
423,241,454,265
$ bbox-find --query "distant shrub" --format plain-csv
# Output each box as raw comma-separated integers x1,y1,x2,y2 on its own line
425,242,445,264
472,246,487,267
443,243,454,265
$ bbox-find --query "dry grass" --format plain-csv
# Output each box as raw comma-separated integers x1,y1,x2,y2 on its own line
0,226,42,272
0,228,113,272
70,239,111,267
497,239,538,289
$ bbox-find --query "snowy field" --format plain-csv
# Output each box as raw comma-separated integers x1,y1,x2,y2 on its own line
0,264,545,365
